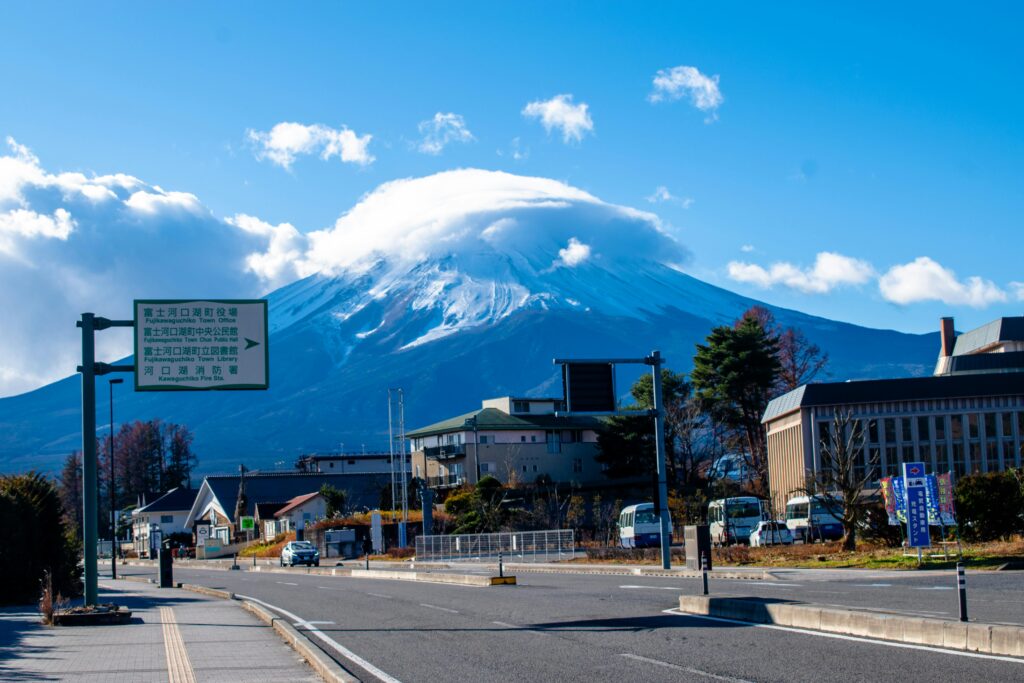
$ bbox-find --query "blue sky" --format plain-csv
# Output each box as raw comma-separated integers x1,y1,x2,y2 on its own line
1,2,1022,395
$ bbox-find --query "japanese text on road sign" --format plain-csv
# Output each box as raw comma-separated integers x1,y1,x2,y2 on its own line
134,299,269,391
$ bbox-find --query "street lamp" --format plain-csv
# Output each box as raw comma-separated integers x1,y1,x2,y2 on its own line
108,377,123,579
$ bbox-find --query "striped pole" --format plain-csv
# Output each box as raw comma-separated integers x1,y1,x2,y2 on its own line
957,562,968,622
701,553,709,596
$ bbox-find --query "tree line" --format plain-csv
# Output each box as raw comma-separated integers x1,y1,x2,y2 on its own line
57,419,198,540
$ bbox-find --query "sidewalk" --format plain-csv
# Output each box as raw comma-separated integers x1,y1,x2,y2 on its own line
0,579,321,682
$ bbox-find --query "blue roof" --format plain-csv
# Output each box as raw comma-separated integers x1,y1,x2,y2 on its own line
136,487,198,514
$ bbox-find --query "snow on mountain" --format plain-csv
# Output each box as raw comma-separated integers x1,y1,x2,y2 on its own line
0,168,939,474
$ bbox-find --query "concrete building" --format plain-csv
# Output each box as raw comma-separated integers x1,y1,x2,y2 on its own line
408,396,605,490
131,487,198,558
763,316,1024,514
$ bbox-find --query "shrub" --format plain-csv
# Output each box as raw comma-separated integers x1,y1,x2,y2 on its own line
0,472,82,606
955,469,1024,542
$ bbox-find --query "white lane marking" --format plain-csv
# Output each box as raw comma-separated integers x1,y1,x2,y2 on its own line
913,586,955,591
237,594,402,683
302,620,335,625
853,583,892,588
366,593,392,599
620,653,753,682
317,585,344,590
662,609,1024,664
420,603,459,614
719,580,802,587
276,581,298,586
620,585,682,591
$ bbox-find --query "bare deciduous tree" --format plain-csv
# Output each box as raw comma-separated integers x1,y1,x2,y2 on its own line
798,411,879,551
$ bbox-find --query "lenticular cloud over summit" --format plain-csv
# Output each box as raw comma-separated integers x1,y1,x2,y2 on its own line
0,140,691,397
240,168,687,283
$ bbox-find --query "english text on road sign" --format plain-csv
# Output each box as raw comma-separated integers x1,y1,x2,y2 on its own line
134,299,269,391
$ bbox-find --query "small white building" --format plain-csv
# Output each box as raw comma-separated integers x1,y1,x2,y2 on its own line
274,491,326,533
131,487,198,558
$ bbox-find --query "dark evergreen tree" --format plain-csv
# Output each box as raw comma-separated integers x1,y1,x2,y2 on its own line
57,451,83,540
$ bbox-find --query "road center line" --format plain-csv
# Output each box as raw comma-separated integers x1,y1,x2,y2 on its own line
366,593,392,599
276,581,298,586
236,593,403,683
619,653,753,682
620,585,682,591
420,603,458,614
662,609,1024,664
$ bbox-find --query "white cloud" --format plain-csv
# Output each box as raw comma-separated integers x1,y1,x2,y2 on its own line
522,94,594,143
556,237,591,268
649,65,723,121
740,244,754,253
0,140,270,397
417,112,474,155
226,214,307,289
728,251,875,294
646,185,694,208
879,257,1008,308
1011,281,1024,301
124,190,203,215
247,122,374,169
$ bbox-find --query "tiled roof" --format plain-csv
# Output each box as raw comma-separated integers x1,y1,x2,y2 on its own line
275,491,321,517
135,487,198,514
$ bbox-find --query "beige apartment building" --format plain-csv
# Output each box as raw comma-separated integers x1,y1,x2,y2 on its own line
763,316,1024,514
408,396,606,490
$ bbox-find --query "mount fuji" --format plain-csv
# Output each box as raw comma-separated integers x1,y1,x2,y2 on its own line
0,170,938,474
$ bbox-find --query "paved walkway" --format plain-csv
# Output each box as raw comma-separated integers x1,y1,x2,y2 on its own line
0,579,321,682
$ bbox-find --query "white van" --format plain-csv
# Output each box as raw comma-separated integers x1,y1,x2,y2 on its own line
708,497,766,546
618,503,671,548
784,495,844,542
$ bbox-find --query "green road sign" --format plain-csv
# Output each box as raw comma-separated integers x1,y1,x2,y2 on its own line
134,299,269,391
239,516,256,531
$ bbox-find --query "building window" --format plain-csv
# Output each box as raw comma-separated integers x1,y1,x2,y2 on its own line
329,462,334,468
900,418,912,443
968,414,980,439
479,435,489,445
546,431,561,454
480,462,494,474
160,515,173,524
884,418,896,444
348,459,356,465
521,435,526,442
934,415,946,441
572,458,582,474
533,465,538,472
513,401,529,413
531,435,537,443
917,416,930,442
522,465,527,473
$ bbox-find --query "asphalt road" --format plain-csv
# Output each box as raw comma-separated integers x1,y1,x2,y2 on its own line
116,563,1024,682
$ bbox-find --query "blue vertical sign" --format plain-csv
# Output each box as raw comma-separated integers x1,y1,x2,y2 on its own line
903,462,930,548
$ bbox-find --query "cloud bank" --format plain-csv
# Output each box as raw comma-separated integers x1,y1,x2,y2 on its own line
728,251,874,294
878,257,1007,308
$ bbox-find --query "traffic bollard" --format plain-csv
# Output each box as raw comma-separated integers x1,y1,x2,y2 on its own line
498,551,504,578
701,552,709,596
957,562,968,622
365,554,370,571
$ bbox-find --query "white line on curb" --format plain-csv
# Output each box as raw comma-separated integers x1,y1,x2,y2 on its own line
619,653,753,682
662,609,1024,664
237,594,403,683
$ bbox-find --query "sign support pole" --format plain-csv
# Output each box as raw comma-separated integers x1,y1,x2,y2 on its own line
79,313,99,605
650,350,671,571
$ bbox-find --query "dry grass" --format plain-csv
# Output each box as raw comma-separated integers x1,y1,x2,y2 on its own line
239,531,295,557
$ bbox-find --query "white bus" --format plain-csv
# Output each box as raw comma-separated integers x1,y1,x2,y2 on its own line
708,497,767,546
618,503,670,548
784,495,844,542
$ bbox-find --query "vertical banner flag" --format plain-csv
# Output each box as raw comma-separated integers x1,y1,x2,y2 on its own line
880,477,898,526
892,475,907,524
903,462,931,548
936,472,957,525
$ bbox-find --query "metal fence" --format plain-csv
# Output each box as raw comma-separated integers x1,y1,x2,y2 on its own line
415,529,575,563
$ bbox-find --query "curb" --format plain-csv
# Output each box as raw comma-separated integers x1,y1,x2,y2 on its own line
179,584,234,601
239,600,357,683
677,595,1024,658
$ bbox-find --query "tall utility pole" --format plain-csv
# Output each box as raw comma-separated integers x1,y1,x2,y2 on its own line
649,350,672,571
387,390,397,522
398,389,408,547
108,377,123,580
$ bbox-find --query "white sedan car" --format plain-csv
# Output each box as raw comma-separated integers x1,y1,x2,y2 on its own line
749,521,794,547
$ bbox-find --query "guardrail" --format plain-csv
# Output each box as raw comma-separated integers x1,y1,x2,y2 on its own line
415,529,574,563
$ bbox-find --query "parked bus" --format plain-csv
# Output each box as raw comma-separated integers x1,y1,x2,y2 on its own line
784,495,844,542
708,497,767,546
618,503,671,548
